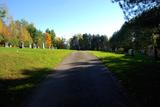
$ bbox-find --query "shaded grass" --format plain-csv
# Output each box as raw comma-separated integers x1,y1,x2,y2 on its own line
90,51,160,107
0,47,74,107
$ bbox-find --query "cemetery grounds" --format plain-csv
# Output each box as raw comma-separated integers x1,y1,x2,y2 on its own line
0,48,160,107
0,47,74,107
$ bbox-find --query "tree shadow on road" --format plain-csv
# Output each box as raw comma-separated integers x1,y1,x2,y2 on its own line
0,57,146,107
24,61,139,107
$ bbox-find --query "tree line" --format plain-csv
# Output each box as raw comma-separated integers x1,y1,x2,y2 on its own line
109,6,160,58
0,1,159,56
69,5,160,58
69,33,108,51
0,7,67,49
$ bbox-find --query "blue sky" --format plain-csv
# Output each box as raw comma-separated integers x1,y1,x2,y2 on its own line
2,0,125,39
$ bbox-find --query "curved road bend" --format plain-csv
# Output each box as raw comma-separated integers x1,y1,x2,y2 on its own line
25,51,140,107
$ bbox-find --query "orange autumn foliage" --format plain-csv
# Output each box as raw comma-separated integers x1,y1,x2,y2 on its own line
0,18,12,41
45,33,52,48
2,25,11,41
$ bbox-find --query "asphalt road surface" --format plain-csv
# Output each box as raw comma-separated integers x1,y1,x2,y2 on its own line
25,51,139,107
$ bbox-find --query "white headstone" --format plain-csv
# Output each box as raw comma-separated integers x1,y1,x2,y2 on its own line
29,44,32,48
42,43,45,49
5,42,8,47
21,42,24,48
32,43,36,49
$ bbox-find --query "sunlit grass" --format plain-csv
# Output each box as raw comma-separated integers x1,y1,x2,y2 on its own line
0,47,74,107
0,48,73,79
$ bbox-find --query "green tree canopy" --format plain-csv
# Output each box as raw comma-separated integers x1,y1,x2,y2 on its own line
0,5,7,18
112,0,160,20
70,33,108,51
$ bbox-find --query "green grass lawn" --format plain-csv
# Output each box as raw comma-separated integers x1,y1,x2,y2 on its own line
0,47,74,107
90,51,160,107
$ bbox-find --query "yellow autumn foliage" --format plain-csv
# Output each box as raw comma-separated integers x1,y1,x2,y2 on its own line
0,18,3,33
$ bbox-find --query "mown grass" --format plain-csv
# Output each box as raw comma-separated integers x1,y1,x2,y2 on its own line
90,51,160,107
0,47,74,107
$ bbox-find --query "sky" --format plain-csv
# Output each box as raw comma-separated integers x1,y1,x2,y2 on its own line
1,0,125,39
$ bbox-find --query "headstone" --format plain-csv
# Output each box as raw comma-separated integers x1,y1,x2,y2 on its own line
42,43,45,49
115,48,118,52
29,44,32,48
19,41,24,48
5,42,9,47
22,42,24,48
147,45,154,57
118,48,124,53
32,43,37,49
128,49,134,56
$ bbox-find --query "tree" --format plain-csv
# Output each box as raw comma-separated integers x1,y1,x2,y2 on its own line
109,6,159,54
55,37,66,49
35,30,44,48
69,33,109,51
0,4,7,19
70,35,79,50
100,35,108,51
0,18,3,42
112,0,160,20
55,37,61,49
26,23,37,43
1,24,12,47
0,18,3,32
0,6,58,48
46,28,56,47
91,35,97,50
0,5,8,45
20,26,32,46
45,33,52,48
82,33,92,50
4,20,33,47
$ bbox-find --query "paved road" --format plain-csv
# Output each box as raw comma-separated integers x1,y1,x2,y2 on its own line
25,51,139,107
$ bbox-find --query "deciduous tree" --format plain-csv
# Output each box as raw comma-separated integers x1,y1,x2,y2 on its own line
45,33,52,48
